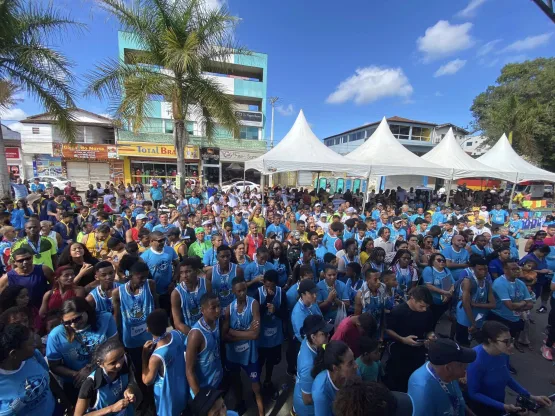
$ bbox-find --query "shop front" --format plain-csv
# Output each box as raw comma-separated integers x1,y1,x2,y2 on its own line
6,147,23,181
221,149,262,185
53,143,120,191
118,143,200,186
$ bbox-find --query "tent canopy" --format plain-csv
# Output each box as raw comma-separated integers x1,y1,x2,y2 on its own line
345,117,452,179
477,134,555,183
421,128,514,181
244,110,369,177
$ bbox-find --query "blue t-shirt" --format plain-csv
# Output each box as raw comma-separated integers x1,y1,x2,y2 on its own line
266,223,290,242
408,362,465,416
244,260,275,297
491,275,531,322
232,220,248,239
316,280,350,321
292,300,322,342
140,246,178,294
490,209,508,225
312,370,338,416
509,219,523,237
439,230,456,250
46,312,117,376
441,246,469,281
422,267,455,305
152,223,176,233
293,339,318,416
388,225,407,242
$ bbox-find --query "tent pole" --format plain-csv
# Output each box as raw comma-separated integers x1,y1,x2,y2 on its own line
365,168,372,204
508,174,518,211
316,172,320,193
445,179,452,206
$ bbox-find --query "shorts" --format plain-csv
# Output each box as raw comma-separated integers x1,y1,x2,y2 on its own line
258,345,282,366
226,360,261,382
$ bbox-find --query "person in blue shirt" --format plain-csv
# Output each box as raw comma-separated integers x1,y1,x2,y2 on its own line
311,340,358,416
488,247,511,279
152,212,176,234
75,338,138,416
0,323,57,416
364,218,378,240
489,261,533,341
441,235,470,282
470,234,493,258
265,213,290,243
454,258,496,347
223,277,264,416
466,321,552,416
149,184,163,210
293,315,333,416
47,297,118,403
321,222,344,256
46,190,71,225
232,214,248,239
30,177,46,193
519,244,553,313
409,207,425,225
388,217,407,243
422,253,455,328
317,264,350,322
288,265,315,312
86,261,120,313
508,213,523,239
140,231,179,305
203,234,223,268
438,221,456,250
142,309,187,416
185,293,223,397
490,204,508,227
408,338,476,416
244,246,275,297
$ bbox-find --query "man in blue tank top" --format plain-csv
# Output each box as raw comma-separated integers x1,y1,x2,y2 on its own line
142,309,187,416
171,257,211,335
86,261,119,313
207,245,244,314
223,277,264,416
186,293,223,396
254,270,287,399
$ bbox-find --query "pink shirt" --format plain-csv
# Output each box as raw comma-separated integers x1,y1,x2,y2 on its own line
331,316,361,358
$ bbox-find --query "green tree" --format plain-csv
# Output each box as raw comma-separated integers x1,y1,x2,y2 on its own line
470,57,555,170
0,0,81,197
86,0,246,190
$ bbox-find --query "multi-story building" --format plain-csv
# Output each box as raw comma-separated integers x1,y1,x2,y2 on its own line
459,135,490,156
19,109,120,190
117,31,268,187
1,124,23,180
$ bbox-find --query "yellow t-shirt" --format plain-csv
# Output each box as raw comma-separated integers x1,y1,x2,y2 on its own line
360,251,370,265
252,216,266,234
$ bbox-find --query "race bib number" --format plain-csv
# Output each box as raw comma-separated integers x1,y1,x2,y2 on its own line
131,323,147,337
234,342,249,353
264,327,278,337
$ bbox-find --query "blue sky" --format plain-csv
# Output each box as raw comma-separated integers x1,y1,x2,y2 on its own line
3,0,554,143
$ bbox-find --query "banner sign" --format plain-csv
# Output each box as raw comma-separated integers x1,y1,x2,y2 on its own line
200,147,220,164
117,144,199,159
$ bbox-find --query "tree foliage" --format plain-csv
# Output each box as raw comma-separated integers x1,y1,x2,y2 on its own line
86,0,249,189
470,58,555,170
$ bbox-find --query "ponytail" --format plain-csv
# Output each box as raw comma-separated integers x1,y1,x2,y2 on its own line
311,340,350,379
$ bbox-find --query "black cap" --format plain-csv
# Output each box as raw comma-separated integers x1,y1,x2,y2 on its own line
392,216,402,223
191,387,224,416
267,231,277,238
391,392,414,416
302,315,333,337
428,339,476,365
298,279,318,295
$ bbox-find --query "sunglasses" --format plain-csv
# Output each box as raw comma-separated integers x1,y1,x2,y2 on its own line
497,337,514,345
14,257,33,263
63,314,84,326
435,258,446,263
153,239,166,243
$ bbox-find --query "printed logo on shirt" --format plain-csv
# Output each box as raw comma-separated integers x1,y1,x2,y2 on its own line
1,374,49,413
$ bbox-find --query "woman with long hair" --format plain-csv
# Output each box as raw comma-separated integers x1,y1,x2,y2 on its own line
269,240,292,288
39,265,86,318
46,297,118,402
74,338,139,416
0,284,30,314
524,230,547,253
366,247,386,274
311,340,358,416
58,242,98,289
359,238,374,265
390,249,418,296
488,247,512,280
418,235,436,269
11,198,33,235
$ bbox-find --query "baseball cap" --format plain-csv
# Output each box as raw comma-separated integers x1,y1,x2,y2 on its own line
194,227,205,234
298,279,318,295
302,315,333,338
136,214,147,220
392,216,402,223
314,203,321,207
428,339,476,365
190,387,224,416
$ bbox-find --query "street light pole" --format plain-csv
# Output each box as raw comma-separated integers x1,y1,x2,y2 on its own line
268,96,279,187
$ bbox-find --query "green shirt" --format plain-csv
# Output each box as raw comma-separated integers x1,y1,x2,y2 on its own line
188,240,212,258
355,357,383,382
12,237,56,271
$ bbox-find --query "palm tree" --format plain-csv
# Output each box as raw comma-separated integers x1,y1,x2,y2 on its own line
0,0,81,197
86,0,247,191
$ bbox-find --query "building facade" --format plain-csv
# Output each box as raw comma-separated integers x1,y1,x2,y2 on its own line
1,124,23,180
459,135,490,156
19,109,121,190
117,31,268,187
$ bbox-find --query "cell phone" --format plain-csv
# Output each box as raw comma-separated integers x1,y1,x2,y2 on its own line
415,339,426,343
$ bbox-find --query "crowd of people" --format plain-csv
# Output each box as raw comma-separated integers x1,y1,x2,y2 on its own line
1,178,555,416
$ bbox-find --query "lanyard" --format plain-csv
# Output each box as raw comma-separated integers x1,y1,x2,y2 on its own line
180,282,200,312
233,300,250,330
426,363,461,415
26,238,41,255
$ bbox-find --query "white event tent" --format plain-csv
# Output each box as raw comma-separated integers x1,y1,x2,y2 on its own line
477,133,555,183
421,127,514,181
345,117,452,179
244,110,369,177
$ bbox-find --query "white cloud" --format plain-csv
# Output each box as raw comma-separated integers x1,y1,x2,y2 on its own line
501,33,553,53
435,91,443,97
477,39,502,57
434,59,467,77
0,108,27,121
202,0,226,11
456,0,487,18
326,66,413,105
417,20,474,62
276,104,294,116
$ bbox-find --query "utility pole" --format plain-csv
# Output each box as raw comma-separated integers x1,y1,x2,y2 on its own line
268,96,279,187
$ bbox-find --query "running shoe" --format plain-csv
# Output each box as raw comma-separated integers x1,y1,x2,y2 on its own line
537,306,548,314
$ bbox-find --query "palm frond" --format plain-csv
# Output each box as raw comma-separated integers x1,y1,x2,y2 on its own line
0,80,21,110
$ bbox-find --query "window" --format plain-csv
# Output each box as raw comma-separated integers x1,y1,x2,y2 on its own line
334,137,340,145
32,127,40,134
398,126,410,140
165,121,173,134
466,142,473,146
411,127,431,141
239,126,258,140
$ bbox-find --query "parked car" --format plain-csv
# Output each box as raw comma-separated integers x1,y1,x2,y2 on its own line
36,176,72,189
221,180,259,193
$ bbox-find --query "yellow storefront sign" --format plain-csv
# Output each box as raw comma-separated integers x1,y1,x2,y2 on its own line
118,143,199,159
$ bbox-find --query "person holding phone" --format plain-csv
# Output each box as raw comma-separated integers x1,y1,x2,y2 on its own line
422,253,455,329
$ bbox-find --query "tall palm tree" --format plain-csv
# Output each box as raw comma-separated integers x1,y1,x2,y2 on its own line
86,0,247,191
0,0,81,197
